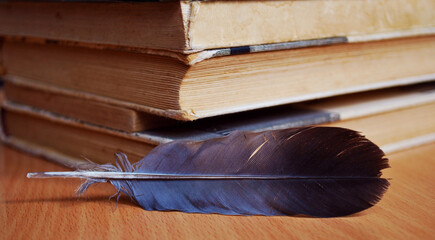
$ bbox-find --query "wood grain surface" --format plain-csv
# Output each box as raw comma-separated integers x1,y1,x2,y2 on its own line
1,143,434,240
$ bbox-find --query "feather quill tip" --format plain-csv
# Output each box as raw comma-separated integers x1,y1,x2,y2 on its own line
27,172,48,178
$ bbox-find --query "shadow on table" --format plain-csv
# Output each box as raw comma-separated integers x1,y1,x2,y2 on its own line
1,195,139,209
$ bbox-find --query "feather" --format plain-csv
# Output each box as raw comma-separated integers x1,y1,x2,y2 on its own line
27,126,390,217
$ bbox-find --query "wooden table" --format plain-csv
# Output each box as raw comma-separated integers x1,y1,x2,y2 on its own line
1,143,434,240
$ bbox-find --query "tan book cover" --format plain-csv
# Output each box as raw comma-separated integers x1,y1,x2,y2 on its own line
3,80,177,132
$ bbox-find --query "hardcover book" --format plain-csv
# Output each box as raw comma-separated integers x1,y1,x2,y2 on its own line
3,36,435,120
1,0,434,51
2,83,434,167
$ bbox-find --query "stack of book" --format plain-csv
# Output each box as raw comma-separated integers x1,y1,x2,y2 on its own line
0,0,434,167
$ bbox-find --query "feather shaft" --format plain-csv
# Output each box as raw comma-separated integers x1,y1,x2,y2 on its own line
28,172,386,180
